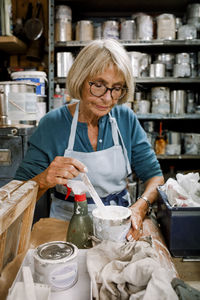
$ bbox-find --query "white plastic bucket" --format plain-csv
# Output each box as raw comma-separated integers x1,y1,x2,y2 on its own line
8,92,37,122
11,71,47,96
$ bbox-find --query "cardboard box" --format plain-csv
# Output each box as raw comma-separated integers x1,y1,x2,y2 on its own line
157,187,200,258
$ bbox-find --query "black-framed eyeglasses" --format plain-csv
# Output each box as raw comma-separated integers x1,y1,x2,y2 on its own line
89,81,128,100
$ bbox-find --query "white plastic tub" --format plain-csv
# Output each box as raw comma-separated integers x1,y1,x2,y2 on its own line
11,71,47,96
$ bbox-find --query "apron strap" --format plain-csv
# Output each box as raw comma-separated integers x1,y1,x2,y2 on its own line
109,114,120,146
67,101,80,150
109,115,132,176
67,103,131,175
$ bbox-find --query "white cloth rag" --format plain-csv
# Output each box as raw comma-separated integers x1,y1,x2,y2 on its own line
87,238,178,300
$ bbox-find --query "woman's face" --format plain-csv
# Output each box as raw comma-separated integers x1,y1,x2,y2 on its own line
81,64,125,118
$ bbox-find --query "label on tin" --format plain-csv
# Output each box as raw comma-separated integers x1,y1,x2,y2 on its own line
49,262,78,290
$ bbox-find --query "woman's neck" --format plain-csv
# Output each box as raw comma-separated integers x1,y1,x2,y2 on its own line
68,102,99,127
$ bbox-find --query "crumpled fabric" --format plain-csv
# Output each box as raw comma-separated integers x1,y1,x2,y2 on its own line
161,173,200,207
87,239,178,300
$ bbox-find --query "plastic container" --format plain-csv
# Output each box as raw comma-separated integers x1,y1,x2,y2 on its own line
8,92,37,122
157,187,200,257
11,71,47,96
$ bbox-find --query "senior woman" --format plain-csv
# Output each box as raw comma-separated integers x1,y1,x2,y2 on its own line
15,39,164,241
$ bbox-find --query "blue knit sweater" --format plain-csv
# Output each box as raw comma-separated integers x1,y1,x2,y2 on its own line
15,103,162,183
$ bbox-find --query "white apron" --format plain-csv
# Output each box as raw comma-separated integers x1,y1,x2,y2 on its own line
50,101,132,220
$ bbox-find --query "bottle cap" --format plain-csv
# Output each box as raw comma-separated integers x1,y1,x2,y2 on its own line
74,193,86,202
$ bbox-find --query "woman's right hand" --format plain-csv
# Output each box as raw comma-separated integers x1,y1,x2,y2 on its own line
32,156,87,191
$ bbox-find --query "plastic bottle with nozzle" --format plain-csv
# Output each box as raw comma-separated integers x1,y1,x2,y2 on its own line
66,180,93,249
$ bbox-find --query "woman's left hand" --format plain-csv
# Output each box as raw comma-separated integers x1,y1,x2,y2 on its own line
126,207,143,241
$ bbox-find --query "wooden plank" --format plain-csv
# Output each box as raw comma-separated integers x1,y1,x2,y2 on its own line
0,180,24,200
0,181,38,235
0,231,7,273
0,36,27,54
17,195,37,254
2,215,23,271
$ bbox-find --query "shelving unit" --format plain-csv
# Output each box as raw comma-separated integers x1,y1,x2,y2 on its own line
48,0,200,176
55,77,200,85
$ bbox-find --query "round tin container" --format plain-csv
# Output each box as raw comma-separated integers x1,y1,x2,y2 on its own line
156,14,176,40
76,20,93,41
136,14,153,40
187,3,200,18
102,21,119,39
156,53,175,70
151,86,170,102
173,63,191,78
33,241,78,292
150,63,165,78
56,52,74,77
92,206,131,242
177,24,197,40
176,53,190,64
171,90,186,114
120,20,136,40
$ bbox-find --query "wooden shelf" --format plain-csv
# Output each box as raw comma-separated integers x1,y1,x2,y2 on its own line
0,36,27,54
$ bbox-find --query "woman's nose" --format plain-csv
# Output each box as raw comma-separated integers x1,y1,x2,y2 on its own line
102,89,113,101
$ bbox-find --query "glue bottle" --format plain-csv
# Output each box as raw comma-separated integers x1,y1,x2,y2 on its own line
66,180,93,249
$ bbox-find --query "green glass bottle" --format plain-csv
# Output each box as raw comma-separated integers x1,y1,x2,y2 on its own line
66,193,93,249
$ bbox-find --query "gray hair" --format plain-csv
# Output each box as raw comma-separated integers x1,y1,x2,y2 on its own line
67,39,134,104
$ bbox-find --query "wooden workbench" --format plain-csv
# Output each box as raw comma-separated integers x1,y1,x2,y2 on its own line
0,180,199,299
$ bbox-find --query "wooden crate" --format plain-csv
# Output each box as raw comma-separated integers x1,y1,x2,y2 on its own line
0,180,38,274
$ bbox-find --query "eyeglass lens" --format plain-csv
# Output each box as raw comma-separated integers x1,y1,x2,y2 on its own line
90,82,126,100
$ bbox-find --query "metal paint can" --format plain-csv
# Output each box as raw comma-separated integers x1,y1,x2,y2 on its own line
173,63,191,78
55,5,72,20
102,21,119,39
165,131,181,155
93,23,102,39
76,20,93,41
184,133,200,155
92,206,131,242
55,19,72,42
187,3,200,18
136,14,153,40
137,100,150,114
151,86,170,114
156,53,175,76
151,86,170,102
57,52,74,77
120,20,136,40
171,90,186,114
156,14,176,40
177,24,197,40
33,241,78,292
176,53,190,64
150,63,165,78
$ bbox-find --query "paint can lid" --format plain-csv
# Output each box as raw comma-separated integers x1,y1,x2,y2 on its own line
37,241,76,260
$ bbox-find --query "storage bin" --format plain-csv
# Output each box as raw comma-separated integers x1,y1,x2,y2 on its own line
157,186,200,257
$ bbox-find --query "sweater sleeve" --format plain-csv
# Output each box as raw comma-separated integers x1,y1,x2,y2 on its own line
112,105,163,183
14,107,69,181
130,116,163,182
